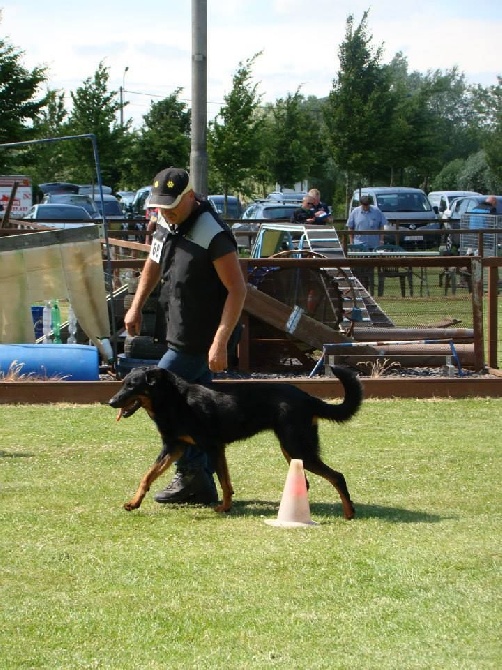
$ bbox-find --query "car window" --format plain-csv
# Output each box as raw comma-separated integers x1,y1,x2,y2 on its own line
38,205,91,219
263,206,297,219
96,200,123,216
458,199,471,215
465,198,482,213
242,204,257,219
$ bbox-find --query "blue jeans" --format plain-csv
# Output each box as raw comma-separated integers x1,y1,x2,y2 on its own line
157,348,213,474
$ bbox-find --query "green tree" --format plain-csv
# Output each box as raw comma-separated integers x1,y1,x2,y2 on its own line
23,89,69,186
430,158,466,190
325,11,395,190
63,61,128,188
424,68,481,164
477,77,502,184
207,53,264,207
458,150,502,193
0,35,47,171
246,103,277,197
130,89,191,186
269,89,313,189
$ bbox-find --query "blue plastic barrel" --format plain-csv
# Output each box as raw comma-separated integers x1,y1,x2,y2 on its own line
0,343,100,381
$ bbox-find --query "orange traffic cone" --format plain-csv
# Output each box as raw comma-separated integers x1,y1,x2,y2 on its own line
265,459,317,527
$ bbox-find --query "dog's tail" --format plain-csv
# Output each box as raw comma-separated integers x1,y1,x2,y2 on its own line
315,366,363,423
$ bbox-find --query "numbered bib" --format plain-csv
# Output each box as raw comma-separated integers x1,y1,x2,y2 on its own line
149,222,168,263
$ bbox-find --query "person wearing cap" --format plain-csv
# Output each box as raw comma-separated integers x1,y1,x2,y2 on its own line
123,167,247,505
346,195,387,250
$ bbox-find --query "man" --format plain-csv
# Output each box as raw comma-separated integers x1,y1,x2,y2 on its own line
347,195,387,250
290,194,316,224
469,195,498,230
308,188,332,224
123,167,247,505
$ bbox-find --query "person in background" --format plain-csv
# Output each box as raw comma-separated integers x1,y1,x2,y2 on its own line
291,194,316,224
346,195,387,250
469,196,498,230
123,167,247,505
308,188,331,224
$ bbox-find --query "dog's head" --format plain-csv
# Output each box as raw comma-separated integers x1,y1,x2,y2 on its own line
109,366,164,421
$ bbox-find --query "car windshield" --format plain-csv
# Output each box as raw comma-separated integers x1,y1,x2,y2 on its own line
376,193,432,212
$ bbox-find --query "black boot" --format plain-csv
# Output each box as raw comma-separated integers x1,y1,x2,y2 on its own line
154,468,218,505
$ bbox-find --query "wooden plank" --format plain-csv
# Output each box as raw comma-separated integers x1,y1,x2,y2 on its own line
0,225,100,251
0,376,501,404
351,327,474,343
244,284,358,351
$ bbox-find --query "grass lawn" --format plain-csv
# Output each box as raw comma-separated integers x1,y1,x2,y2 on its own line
1,398,500,669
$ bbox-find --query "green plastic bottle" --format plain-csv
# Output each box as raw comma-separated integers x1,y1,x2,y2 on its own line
51,300,62,344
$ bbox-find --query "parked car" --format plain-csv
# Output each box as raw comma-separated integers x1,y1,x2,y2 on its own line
241,201,300,221
349,187,440,248
116,190,136,212
23,203,94,226
42,193,100,218
235,201,304,249
443,195,502,246
38,182,79,195
78,184,113,196
443,195,502,221
131,185,151,219
92,194,124,220
208,195,243,219
266,191,307,204
427,190,481,215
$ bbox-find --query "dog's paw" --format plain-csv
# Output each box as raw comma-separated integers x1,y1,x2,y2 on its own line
214,502,232,513
123,501,139,511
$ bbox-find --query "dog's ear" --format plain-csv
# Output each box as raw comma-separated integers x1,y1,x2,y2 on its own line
145,366,162,385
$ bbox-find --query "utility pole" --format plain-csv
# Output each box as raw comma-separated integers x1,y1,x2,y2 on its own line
190,0,208,196
119,66,129,126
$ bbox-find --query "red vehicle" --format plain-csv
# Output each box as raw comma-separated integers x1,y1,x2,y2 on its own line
0,175,33,219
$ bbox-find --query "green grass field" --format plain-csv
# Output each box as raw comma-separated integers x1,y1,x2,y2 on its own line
1,399,500,669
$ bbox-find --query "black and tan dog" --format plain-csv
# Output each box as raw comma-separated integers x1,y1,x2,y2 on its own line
109,365,363,519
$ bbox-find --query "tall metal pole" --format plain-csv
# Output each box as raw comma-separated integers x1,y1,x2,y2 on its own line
120,66,129,127
190,0,208,196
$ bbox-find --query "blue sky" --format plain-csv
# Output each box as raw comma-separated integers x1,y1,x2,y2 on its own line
1,0,501,126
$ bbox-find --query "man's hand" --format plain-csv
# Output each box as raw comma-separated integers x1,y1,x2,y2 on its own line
124,306,143,337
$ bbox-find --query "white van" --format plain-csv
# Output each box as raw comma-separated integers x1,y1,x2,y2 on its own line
349,187,440,248
427,190,481,215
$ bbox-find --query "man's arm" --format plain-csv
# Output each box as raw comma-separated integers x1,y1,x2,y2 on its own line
347,211,355,244
378,211,388,246
210,251,247,372
123,257,162,336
